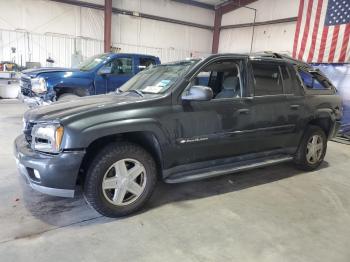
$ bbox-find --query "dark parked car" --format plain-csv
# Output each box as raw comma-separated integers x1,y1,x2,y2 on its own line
18,53,160,107
14,52,342,217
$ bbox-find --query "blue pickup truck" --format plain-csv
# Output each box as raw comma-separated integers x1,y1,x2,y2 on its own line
19,53,161,106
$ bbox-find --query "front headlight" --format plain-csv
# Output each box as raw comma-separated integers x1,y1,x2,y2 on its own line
31,124,64,153
31,77,47,94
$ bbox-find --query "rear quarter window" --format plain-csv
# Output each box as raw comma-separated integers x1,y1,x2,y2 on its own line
298,70,333,90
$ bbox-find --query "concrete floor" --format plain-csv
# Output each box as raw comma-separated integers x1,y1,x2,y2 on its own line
1,99,350,262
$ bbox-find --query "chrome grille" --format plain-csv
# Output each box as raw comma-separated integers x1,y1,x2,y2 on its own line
23,121,35,144
20,76,33,97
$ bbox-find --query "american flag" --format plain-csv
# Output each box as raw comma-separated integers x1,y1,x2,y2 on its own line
293,0,350,63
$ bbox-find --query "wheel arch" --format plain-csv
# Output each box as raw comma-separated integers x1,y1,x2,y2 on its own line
54,86,90,99
307,108,337,138
77,131,164,185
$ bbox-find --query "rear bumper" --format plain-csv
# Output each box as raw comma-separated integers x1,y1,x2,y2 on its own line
339,123,350,136
329,120,342,139
14,134,85,198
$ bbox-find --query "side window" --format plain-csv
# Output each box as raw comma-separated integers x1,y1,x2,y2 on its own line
194,71,211,86
106,58,133,75
190,60,242,99
139,57,156,71
298,70,330,90
251,62,283,96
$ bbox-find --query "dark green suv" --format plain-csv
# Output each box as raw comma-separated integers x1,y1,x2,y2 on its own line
15,52,342,217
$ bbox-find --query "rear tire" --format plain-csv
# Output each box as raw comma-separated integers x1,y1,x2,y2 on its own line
83,142,157,217
57,93,79,101
294,125,327,171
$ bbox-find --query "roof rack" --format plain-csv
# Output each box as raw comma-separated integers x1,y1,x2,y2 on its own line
249,51,311,67
249,51,285,58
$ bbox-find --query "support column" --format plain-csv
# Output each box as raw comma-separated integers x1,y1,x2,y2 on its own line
211,0,258,54
104,0,112,52
212,8,222,54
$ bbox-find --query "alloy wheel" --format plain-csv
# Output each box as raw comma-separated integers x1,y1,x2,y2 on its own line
102,158,147,206
306,135,323,164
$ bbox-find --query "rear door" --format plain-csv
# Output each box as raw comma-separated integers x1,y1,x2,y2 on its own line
282,64,306,148
249,60,296,152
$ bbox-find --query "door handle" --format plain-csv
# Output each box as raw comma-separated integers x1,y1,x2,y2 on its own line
238,108,250,114
290,104,300,110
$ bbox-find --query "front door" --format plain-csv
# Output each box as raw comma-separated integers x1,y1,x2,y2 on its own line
170,58,257,166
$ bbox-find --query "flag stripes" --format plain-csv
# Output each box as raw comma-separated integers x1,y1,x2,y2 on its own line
293,0,350,63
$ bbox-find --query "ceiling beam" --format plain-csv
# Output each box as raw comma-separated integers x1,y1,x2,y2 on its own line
50,0,213,30
171,0,215,10
221,17,297,30
218,0,257,14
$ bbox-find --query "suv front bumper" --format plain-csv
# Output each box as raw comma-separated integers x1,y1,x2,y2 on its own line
14,134,85,198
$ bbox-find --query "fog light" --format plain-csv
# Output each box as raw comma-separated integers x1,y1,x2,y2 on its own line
33,169,41,180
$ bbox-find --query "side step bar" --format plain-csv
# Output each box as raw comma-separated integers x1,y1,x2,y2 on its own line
165,155,293,183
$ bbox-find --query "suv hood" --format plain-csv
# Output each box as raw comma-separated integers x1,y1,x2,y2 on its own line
22,67,80,78
24,93,142,122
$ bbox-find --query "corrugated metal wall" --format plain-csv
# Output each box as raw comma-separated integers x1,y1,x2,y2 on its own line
0,28,210,67
0,0,213,67
219,0,298,54
0,29,103,67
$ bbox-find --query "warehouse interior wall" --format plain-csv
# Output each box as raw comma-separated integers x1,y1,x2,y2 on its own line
0,0,213,67
219,0,299,54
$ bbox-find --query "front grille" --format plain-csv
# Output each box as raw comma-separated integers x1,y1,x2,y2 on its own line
20,76,33,97
24,122,35,144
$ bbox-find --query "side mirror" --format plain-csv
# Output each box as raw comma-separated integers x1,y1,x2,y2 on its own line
98,66,112,75
182,85,213,101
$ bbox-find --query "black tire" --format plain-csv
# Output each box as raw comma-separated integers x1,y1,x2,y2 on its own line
57,93,79,101
294,125,327,171
83,142,157,217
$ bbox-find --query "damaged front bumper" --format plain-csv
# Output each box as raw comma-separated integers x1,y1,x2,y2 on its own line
18,92,52,108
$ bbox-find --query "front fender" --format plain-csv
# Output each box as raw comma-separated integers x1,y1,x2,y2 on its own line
52,77,94,95
62,118,170,150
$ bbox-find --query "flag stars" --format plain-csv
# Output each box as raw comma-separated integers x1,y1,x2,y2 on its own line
326,0,350,25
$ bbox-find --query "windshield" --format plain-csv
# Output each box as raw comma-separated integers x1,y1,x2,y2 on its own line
119,60,199,94
77,54,109,71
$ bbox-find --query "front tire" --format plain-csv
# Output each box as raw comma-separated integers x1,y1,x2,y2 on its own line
83,142,157,217
294,125,327,171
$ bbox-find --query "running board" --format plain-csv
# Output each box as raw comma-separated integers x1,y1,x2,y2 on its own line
164,155,293,183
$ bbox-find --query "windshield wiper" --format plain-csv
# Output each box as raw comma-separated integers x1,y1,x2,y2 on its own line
125,90,144,97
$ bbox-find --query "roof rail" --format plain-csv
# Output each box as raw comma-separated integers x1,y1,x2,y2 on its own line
249,51,312,67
